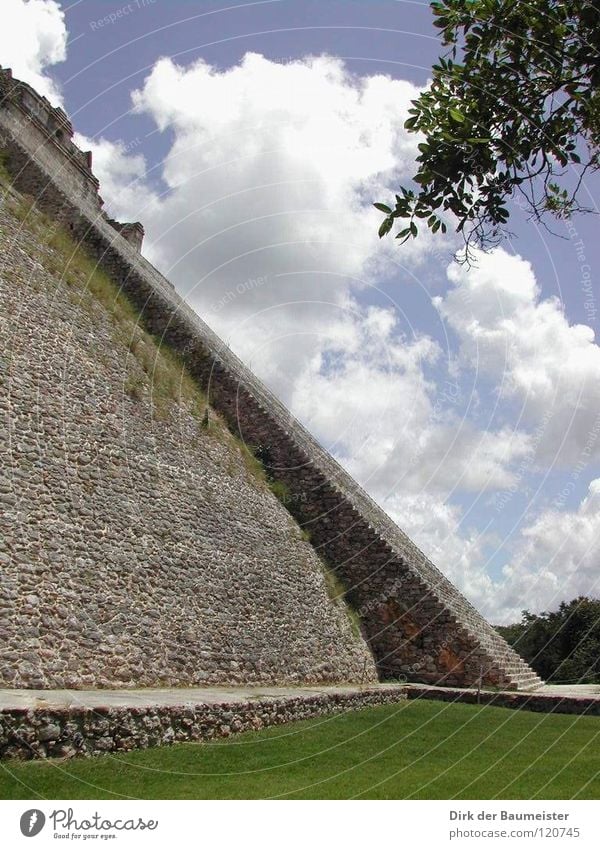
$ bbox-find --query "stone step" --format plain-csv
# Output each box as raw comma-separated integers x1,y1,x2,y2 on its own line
509,677,544,690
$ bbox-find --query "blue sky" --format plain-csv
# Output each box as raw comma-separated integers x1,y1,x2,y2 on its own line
3,0,600,622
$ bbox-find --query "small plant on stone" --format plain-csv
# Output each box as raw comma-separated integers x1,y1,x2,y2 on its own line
268,479,290,503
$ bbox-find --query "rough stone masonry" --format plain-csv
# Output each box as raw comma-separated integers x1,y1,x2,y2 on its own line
0,67,542,693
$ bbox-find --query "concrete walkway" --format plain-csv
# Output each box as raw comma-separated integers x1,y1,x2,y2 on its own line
1,681,599,712
402,682,600,715
407,682,600,699
0,683,403,711
534,683,600,697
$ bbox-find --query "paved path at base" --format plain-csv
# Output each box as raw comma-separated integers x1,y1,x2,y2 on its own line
0,683,401,711
1,682,599,711
404,683,600,715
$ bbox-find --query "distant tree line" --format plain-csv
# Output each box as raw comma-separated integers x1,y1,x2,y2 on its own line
496,597,600,684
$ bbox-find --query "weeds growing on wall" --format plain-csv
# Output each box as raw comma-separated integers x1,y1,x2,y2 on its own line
241,441,363,639
319,562,362,639
0,188,225,430
0,150,12,186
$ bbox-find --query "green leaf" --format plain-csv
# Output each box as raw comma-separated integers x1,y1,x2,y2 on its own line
378,218,393,239
449,108,465,123
373,203,393,214
413,173,430,186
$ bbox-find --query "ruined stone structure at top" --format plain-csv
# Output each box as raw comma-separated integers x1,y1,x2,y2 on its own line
0,67,542,692
0,68,144,250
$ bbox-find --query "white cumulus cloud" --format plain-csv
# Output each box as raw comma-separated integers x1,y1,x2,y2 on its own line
1,0,67,103
289,300,531,497
435,248,600,467
117,52,433,312
497,479,600,622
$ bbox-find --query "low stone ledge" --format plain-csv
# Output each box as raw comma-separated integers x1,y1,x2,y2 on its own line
0,687,408,760
403,685,600,716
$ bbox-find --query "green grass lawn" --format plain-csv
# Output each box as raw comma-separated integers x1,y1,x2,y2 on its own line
1,699,599,800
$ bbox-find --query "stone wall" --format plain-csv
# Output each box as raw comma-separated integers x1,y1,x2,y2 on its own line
0,688,408,760
0,184,376,689
0,73,542,691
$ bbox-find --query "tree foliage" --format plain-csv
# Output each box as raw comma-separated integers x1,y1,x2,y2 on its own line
376,0,600,260
496,596,600,683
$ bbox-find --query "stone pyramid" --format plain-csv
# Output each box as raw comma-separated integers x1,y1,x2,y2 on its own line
0,68,542,692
